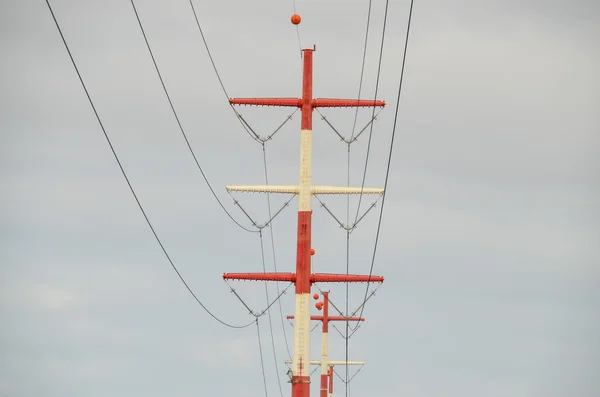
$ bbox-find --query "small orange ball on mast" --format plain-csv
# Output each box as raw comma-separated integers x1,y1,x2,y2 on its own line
291,14,301,25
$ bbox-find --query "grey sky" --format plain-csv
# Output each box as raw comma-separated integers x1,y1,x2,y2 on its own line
1,0,599,396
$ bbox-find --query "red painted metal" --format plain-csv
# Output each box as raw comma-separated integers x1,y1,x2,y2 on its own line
322,292,329,333
222,272,296,282
223,272,383,284
312,98,386,108
320,374,328,397
288,291,364,397
328,365,334,396
310,273,384,283
319,292,330,397
228,97,384,108
296,211,312,294
225,47,386,397
229,98,301,107
287,315,365,322
301,50,314,130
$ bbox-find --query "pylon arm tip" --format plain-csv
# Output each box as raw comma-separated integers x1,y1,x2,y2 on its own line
310,273,384,283
229,98,301,107
312,98,385,108
226,185,299,194
284,360,365,366
223,272,296,282
287,315,365,321
311,186,384,195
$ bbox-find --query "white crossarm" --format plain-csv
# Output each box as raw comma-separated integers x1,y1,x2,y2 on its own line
226,185,299,194
226,185,383,195
311,186,383,195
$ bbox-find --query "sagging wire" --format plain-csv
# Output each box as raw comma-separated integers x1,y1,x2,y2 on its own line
238,108,299,143
314,194,382,232
131,0,260,234
331,282,383,339
258,230,285,397
261,145,293,361
226,281,294,318
349,0,416,333
188,0,262,144
334,366,364,385
316,107,383,144
229,192,296,230
256,318,269,397
45,0,256,330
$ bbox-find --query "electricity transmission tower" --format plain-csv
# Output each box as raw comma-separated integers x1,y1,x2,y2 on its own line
223,46,385,397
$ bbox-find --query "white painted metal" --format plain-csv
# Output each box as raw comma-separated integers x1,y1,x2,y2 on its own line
298,129,312,211
226,185,383,195
321,332,328,375
292,293,311,377
226,185,299,194
310,186,384,195
285,360,365,366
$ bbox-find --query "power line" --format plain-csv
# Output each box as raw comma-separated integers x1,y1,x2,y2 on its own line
352,0,416,331
256,318,269,397
349,0,374,142
263,145,293,362
187,0,263,144
352,0,390,229
44,0,255,330
345,1,387,395
189,0,294,385
258,229,285,397
129,0,258,234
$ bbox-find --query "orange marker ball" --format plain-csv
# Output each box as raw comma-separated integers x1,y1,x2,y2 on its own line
311,248,316,256
313,294,319,300
316,301,324,310
291,14,301,25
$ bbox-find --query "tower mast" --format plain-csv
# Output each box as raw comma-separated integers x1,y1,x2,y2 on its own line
223,47,385,397
287,291,365,397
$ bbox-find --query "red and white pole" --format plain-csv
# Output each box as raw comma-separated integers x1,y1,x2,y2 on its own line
328,365,334,397
319,292,330,397
291,47,315,397
224,41,384,397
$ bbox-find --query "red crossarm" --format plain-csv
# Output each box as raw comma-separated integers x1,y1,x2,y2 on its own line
311,98,385,108
311,273,384,283
287,315,364,322
222,272,296,282
229,98,301,107
223,272,383,283
229,98,385,108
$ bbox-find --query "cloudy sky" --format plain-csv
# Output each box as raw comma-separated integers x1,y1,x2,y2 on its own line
1,0,599,396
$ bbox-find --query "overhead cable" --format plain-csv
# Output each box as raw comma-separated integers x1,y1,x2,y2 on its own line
45,0,256,329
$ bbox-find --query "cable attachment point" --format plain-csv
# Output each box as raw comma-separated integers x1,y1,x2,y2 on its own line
237,109,299,143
